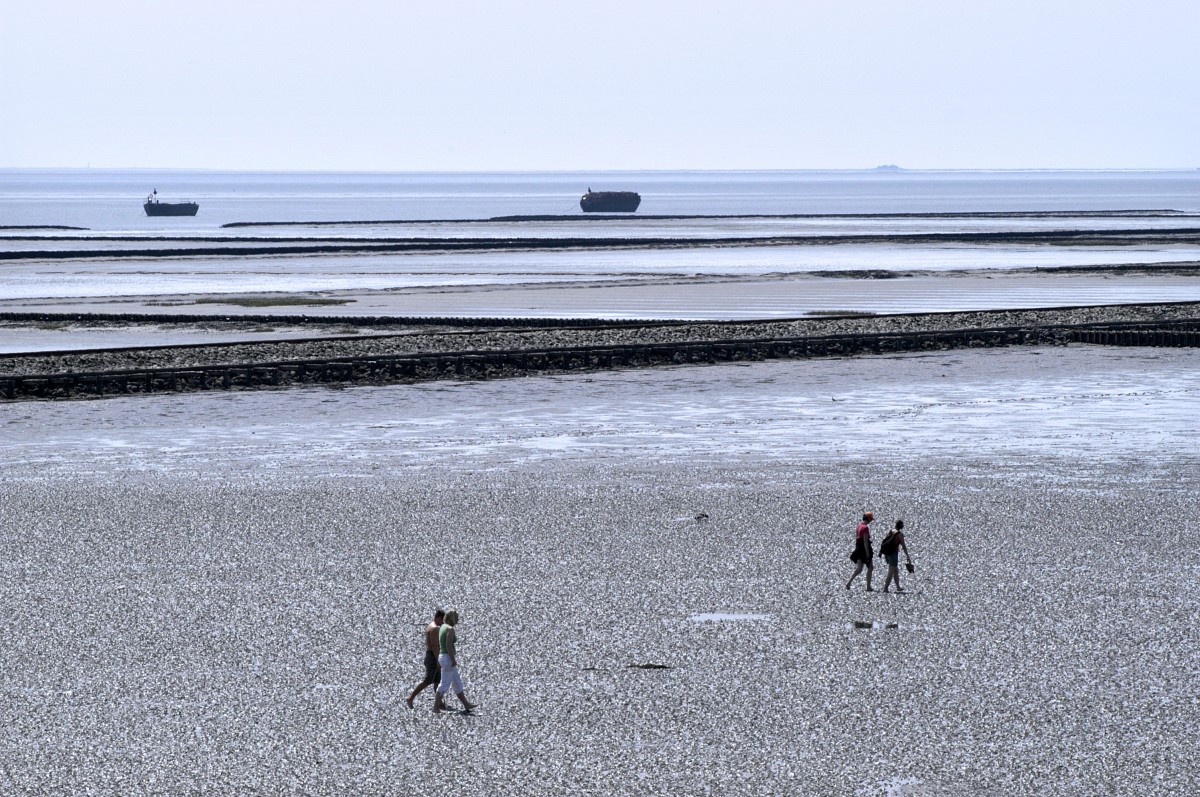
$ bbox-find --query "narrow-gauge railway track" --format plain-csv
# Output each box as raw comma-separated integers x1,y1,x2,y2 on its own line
3,304,1198,401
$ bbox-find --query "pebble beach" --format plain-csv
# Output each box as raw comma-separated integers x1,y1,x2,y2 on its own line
2,345,1198,795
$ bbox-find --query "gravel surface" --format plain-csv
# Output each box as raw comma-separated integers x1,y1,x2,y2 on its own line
2,465,1196,796
1,347,1197,795
2,302,1198,377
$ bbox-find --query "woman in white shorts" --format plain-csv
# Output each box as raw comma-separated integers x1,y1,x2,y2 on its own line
433,609,477,712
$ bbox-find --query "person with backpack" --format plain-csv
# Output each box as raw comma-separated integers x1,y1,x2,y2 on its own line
879,519,913,593
845,511,876,591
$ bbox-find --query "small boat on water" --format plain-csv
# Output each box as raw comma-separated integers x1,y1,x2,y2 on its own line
144,189,198,217
580,188,640,213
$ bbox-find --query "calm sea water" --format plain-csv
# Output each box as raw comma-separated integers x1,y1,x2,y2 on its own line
3,169,1200,323
2,168,1200,231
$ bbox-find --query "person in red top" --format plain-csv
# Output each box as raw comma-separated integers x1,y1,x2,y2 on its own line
845,511,875,591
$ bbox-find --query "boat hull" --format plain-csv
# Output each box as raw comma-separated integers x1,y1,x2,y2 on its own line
580,191,640,213
144,202,199,217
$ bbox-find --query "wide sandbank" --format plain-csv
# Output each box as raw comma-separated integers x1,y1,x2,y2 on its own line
1,346,1197,795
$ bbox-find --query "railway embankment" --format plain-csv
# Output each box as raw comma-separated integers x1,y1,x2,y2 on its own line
2,303,1198,401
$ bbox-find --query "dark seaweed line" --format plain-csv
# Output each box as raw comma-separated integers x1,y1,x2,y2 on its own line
221,209,1192,228
11,223,1200,246
0,225,89,231
6,228,1200,261
0,311,684,337
4,318,1200,402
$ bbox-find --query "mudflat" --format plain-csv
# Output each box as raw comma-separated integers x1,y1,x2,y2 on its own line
1,347,1197,795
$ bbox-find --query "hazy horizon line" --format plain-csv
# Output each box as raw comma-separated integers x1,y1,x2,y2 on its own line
3,165,1199,175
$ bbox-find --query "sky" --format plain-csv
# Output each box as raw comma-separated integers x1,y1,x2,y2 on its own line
2,0,1198,171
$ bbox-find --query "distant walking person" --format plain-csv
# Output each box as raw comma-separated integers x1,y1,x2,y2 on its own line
433,609,477,713
406,608,445,709
879,519,913,593
845,511,875,591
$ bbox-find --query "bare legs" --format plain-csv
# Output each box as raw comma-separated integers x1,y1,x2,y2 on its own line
433,690,476,712
406,674,437,709
846,561,873,591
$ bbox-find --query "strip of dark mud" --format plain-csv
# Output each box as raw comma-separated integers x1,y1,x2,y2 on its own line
6,229,1200,261
220,209,1195,228
809,261,1200,279
0,225,88,232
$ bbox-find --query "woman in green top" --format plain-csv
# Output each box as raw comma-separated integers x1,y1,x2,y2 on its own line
433,609,477,712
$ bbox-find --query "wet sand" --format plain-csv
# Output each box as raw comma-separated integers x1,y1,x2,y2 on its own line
1,347,1197,795
0,320,371,356
5,209,1200,327
4,264,1200,323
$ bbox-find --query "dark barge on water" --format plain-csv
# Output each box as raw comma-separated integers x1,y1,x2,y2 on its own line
144,190,198,217
580,188,641,213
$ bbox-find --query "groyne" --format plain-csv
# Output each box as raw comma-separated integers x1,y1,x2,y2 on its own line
4,316,1197,401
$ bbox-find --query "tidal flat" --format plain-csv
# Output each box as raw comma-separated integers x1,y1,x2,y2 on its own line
1,346,1197,796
